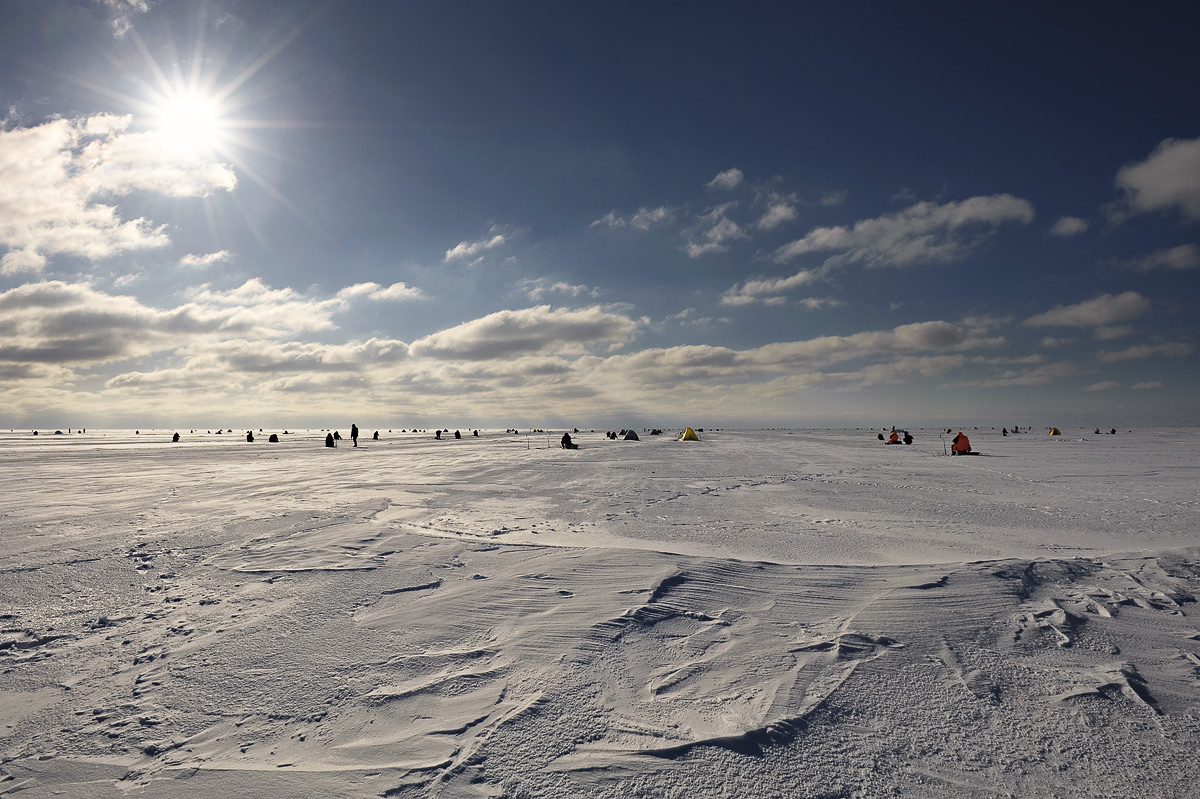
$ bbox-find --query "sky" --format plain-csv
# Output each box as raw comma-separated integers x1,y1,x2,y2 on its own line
1,1,1198,430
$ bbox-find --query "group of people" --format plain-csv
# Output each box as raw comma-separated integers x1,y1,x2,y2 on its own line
324,424,380,447
880,429,913,445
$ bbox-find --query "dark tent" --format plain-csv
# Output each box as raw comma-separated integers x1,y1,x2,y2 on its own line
622,430,640,441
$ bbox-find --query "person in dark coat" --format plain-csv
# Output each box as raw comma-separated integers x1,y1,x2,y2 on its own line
325,433,335,448
351,424,359,447
561,432,578,450
373,430,379,440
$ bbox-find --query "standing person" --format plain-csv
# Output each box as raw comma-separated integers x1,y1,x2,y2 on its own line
351,423,359,447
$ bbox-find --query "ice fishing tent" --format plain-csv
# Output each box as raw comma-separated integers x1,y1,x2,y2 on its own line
676,427,700,441
622,430,640,441
1048,427,1061,436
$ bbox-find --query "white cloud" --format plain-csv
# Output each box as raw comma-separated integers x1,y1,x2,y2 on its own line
180,250,231,268
590,207,675,230
1085,381,1121,392
1049,216,1089,237
706,168,744,191
630,206,673,230
798,297,845,310
1121,243,1199,272
1040,336,1073,348
1096,341,1194,362
755,199,798,231
175,337,409,375
971,362,1079,388
1114,137,1200,221
0,280,225,366
1131,381,1163,390
409,305,641,361
368,281,426,301
0,115,236,274
1093,325,1133,340
187,278,345,336
664,308,729,328
684,203,747,257
1024,291,1151,328
772,194,1035,267
338,281,426,302
820,190,848,207
589,211,625,229
828,354,966,387
518,278,599,302
95,0,149,37
444,233,506,262
721,268,824,306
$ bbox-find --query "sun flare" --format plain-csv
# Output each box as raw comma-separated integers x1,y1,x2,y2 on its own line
151,92,224,155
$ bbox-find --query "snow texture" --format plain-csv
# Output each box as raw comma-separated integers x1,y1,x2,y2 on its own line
2,427,1199,797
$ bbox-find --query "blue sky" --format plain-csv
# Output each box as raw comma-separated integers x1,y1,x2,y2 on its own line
1,1,1197,429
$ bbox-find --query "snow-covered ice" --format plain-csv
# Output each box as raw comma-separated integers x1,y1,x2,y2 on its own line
2,427,1199,797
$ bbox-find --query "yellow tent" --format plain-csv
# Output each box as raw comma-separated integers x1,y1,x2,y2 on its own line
1048,427,1061,435
676,427,700,441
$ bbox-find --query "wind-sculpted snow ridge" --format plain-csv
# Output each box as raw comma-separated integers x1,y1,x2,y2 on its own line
2,428,1200,797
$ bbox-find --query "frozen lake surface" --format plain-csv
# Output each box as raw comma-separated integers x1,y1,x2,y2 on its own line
2,427,1199,797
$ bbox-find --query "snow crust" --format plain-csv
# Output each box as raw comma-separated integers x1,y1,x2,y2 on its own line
2,427,1199,797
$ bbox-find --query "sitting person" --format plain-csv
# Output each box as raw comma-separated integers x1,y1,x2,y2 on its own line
886,431,899,444
561,432,578,450
951,431,972,455
902,431,913,445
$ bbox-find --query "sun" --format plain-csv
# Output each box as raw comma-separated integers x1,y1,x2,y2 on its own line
150,91,225,155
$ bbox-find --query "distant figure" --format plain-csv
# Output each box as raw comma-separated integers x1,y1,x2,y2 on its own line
435,430,442,440
1002,428,1008,436
946,428,952,435
325,433,335,448
886,431,899,445
32,430,38,436
877,433,885,441
903,431,913,445
473,429,479,437
351,424,359,447
1095,428,1100,435
268,433,279,442
1110,428,1117,435
334,430,341,441
373,430,379,440
951,432,972,455
172,432,180,443
454,430,461,439
561,432,578,450
246,431,254,442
